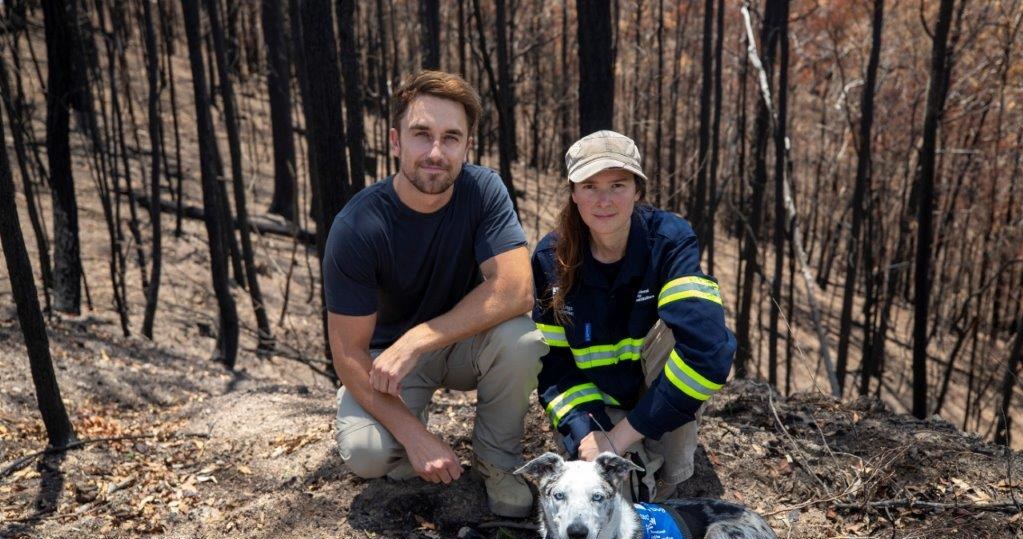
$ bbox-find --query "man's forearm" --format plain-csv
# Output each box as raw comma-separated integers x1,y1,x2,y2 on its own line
333,350,429,446
404,272,532,355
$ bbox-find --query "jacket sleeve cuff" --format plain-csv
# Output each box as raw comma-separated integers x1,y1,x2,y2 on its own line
560,410,614,458
627,379,699,440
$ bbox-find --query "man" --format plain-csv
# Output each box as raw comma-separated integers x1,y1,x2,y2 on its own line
323,71,547,518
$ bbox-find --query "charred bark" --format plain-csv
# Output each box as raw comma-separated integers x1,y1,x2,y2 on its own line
141,0,164,339
338,0,367,189
182,0,240,368
576,0,614,135
840,0,884,396
207,0,275,351
41,0,83,314
0,105,76,449
912,0,955,419
262,0,298,221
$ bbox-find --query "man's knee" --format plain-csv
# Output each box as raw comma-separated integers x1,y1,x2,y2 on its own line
335,421,396,479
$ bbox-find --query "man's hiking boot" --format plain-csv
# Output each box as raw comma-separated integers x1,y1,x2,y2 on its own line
470,455,533,518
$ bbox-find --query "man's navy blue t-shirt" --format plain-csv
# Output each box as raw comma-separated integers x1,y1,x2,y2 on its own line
323,164,526,349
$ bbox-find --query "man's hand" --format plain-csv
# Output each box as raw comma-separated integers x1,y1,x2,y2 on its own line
578,431,617,461
404,429,463,484
369,332,422,396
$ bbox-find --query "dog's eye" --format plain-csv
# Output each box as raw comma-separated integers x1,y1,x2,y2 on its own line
553,492,566,501
591,493,605,502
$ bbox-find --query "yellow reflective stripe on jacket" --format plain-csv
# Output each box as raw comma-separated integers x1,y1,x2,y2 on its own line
663,350,724,401
536,323,569,347
658,276,722,308
545,383,621,428
570,337,644,369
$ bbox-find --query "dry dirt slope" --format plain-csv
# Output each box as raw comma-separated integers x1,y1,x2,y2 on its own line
1,305,1021,538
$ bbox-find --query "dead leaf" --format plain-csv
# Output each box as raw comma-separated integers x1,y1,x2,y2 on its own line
414,514,436,530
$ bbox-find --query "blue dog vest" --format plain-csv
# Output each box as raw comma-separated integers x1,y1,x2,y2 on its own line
634,503,687,539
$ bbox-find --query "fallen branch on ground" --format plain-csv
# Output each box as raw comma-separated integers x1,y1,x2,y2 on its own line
0,432,211,482
124,189,316,245
834,499,1023,514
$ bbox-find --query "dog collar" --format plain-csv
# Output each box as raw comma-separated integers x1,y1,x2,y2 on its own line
633,502,689,539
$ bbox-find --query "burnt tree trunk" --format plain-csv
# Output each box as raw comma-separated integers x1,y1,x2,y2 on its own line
693,0,714,240
0,104,77,449
420,0,440,69
299,0,351,359
262,0,298,221
471,0,518,213
577,0,614,135
495,0,518,162
735,0,782,378
0,53,53,311
338,0,367,189
912,0,955,419
843,0,884,396
141,0,164,339
42,0,83,314
182,0,240,368
158,0,187,238
768,0,790,388
994,314,1022,446
706,0,724,274
207,0,275,350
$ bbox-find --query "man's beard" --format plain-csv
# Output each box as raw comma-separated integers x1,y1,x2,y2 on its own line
405,160,457,195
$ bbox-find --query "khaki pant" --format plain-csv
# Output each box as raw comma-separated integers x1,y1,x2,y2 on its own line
562,321,703,501
334,315,547,477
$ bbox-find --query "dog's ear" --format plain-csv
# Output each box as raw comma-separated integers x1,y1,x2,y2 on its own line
514,452,565,484
595,452,642,487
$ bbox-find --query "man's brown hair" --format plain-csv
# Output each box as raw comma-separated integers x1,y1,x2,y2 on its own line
390,70,482,134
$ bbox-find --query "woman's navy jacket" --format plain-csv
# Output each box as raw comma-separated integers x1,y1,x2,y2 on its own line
531,206,736,457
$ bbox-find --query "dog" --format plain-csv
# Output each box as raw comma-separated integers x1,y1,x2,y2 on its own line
515,452,777,539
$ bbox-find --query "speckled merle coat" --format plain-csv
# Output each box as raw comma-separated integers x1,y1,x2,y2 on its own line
515,453,777,539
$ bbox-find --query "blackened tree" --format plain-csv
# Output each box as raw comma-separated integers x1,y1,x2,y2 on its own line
141,0,164,339
912,0,956,419
182,0,241,368
262,0,298,221
420,0,441,69
41,0,83,314
0,105,76,449
338,0,368,188
207,0,275,350
577,0,614,135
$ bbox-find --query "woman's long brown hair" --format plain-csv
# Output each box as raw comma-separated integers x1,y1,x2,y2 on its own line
551,191,587,326
549,176,646,326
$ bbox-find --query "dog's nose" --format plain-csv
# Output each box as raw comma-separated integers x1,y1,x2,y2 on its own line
566,522,589,539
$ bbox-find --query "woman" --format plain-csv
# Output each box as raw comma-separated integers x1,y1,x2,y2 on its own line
531,130,736,502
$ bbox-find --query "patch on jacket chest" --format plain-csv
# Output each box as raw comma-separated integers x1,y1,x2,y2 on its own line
635,288,655,303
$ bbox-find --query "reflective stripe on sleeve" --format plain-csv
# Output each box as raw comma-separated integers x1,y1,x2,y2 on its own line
545,383,621,428
657,276,722,308
570,337,644,369
536,323,569,347
663,350,724,401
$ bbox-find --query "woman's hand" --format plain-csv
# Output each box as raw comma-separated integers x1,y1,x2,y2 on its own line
579,419,645,461
578,431,617,461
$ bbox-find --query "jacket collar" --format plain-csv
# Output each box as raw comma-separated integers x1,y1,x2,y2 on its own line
580,208,651,291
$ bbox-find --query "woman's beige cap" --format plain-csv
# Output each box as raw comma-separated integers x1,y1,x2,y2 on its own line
565,130,648,183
